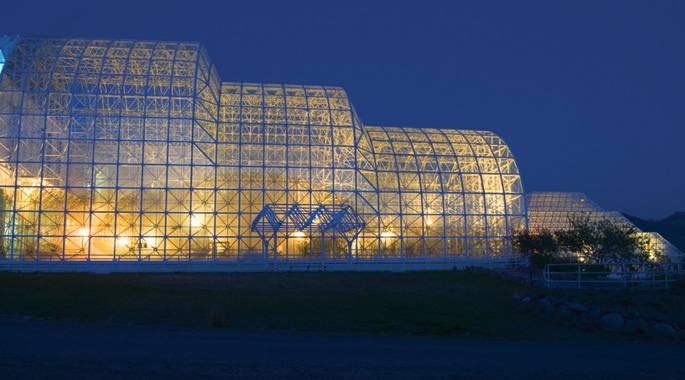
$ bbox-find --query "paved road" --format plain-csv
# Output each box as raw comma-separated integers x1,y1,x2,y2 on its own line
0,318,683,379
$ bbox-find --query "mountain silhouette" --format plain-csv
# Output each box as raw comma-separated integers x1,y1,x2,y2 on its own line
624,212,685,252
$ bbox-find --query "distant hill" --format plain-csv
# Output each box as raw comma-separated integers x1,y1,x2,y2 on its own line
662,212,685,226
623,212,685,252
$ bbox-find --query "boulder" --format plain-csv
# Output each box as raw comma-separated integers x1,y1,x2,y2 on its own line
648,323,678,339
625,310,641,319
600,313,624,332
556,304,574,320
538,298,555,314
623,318,648,334
568,302,589,313
588,306,602,321
579,312,597,326
545,297,560,306
578,306,602,326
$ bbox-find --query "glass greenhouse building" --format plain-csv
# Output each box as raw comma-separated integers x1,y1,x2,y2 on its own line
1,36,678,269
0,36,527,265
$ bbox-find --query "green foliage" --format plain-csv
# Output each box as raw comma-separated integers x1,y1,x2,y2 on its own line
555,215,651,264
513,229,559,269
515,214,657,266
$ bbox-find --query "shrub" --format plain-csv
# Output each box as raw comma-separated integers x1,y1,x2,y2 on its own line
513,229,559,269
514,214,658,269
555,215,651,264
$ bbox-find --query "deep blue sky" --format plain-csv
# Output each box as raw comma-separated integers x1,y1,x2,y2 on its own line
3,1,684,219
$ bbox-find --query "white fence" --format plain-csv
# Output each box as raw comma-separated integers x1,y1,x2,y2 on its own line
543,263,682,289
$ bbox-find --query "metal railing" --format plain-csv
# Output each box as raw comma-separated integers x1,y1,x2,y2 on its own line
0,257,519,273
543,262,681,289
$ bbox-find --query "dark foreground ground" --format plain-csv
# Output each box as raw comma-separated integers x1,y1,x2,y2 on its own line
0,270,683,379
1,317,683,380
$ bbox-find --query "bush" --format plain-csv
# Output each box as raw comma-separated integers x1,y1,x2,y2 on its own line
555,215,651,264
514,214,657,268
513,229,560,269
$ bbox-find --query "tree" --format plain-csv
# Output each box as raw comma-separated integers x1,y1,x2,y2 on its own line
514,214,659,278
513,229,560,284
555,214,651,264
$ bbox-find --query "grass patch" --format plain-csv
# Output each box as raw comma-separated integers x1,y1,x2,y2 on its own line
0,269,676,341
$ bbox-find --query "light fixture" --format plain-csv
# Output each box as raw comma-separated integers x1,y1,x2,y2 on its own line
190,214,204,228
380,230,396,238
143,236,157,247
290,231,306,238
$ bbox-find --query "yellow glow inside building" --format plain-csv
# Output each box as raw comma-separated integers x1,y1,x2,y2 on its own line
0,36,679,267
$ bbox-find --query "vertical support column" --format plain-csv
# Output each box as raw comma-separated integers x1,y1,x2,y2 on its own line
273,235,278,261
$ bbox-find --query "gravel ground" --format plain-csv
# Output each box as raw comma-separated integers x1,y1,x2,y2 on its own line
0,318,683,379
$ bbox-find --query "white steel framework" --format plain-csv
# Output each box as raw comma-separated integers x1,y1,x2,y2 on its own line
0,35,528,263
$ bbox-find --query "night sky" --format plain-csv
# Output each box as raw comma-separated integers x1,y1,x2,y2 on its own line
3,1,683,219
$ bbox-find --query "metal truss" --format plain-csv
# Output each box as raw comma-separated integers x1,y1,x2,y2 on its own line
0,35,528,263
0,35,20,77
252,203,365,259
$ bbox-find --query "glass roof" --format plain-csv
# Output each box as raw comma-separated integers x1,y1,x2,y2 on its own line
0,35,20,77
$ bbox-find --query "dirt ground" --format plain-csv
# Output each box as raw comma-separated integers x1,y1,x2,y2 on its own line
1,317,683,380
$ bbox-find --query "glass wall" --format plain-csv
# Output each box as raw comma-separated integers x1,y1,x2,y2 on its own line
215,82,372,260
363,127,525,258
527,192,615,232
0,36,526,262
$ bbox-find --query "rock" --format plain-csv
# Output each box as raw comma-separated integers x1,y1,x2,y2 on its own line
531,294,546,302
625,310,641,319
555,304,574,320
578,306,602,326
623,318,648,334
538,298,555,314
588,306,602,321
600,313,624,332
568,302,589,313
545,297,559,306
579,311,597,326
648,323,678,339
